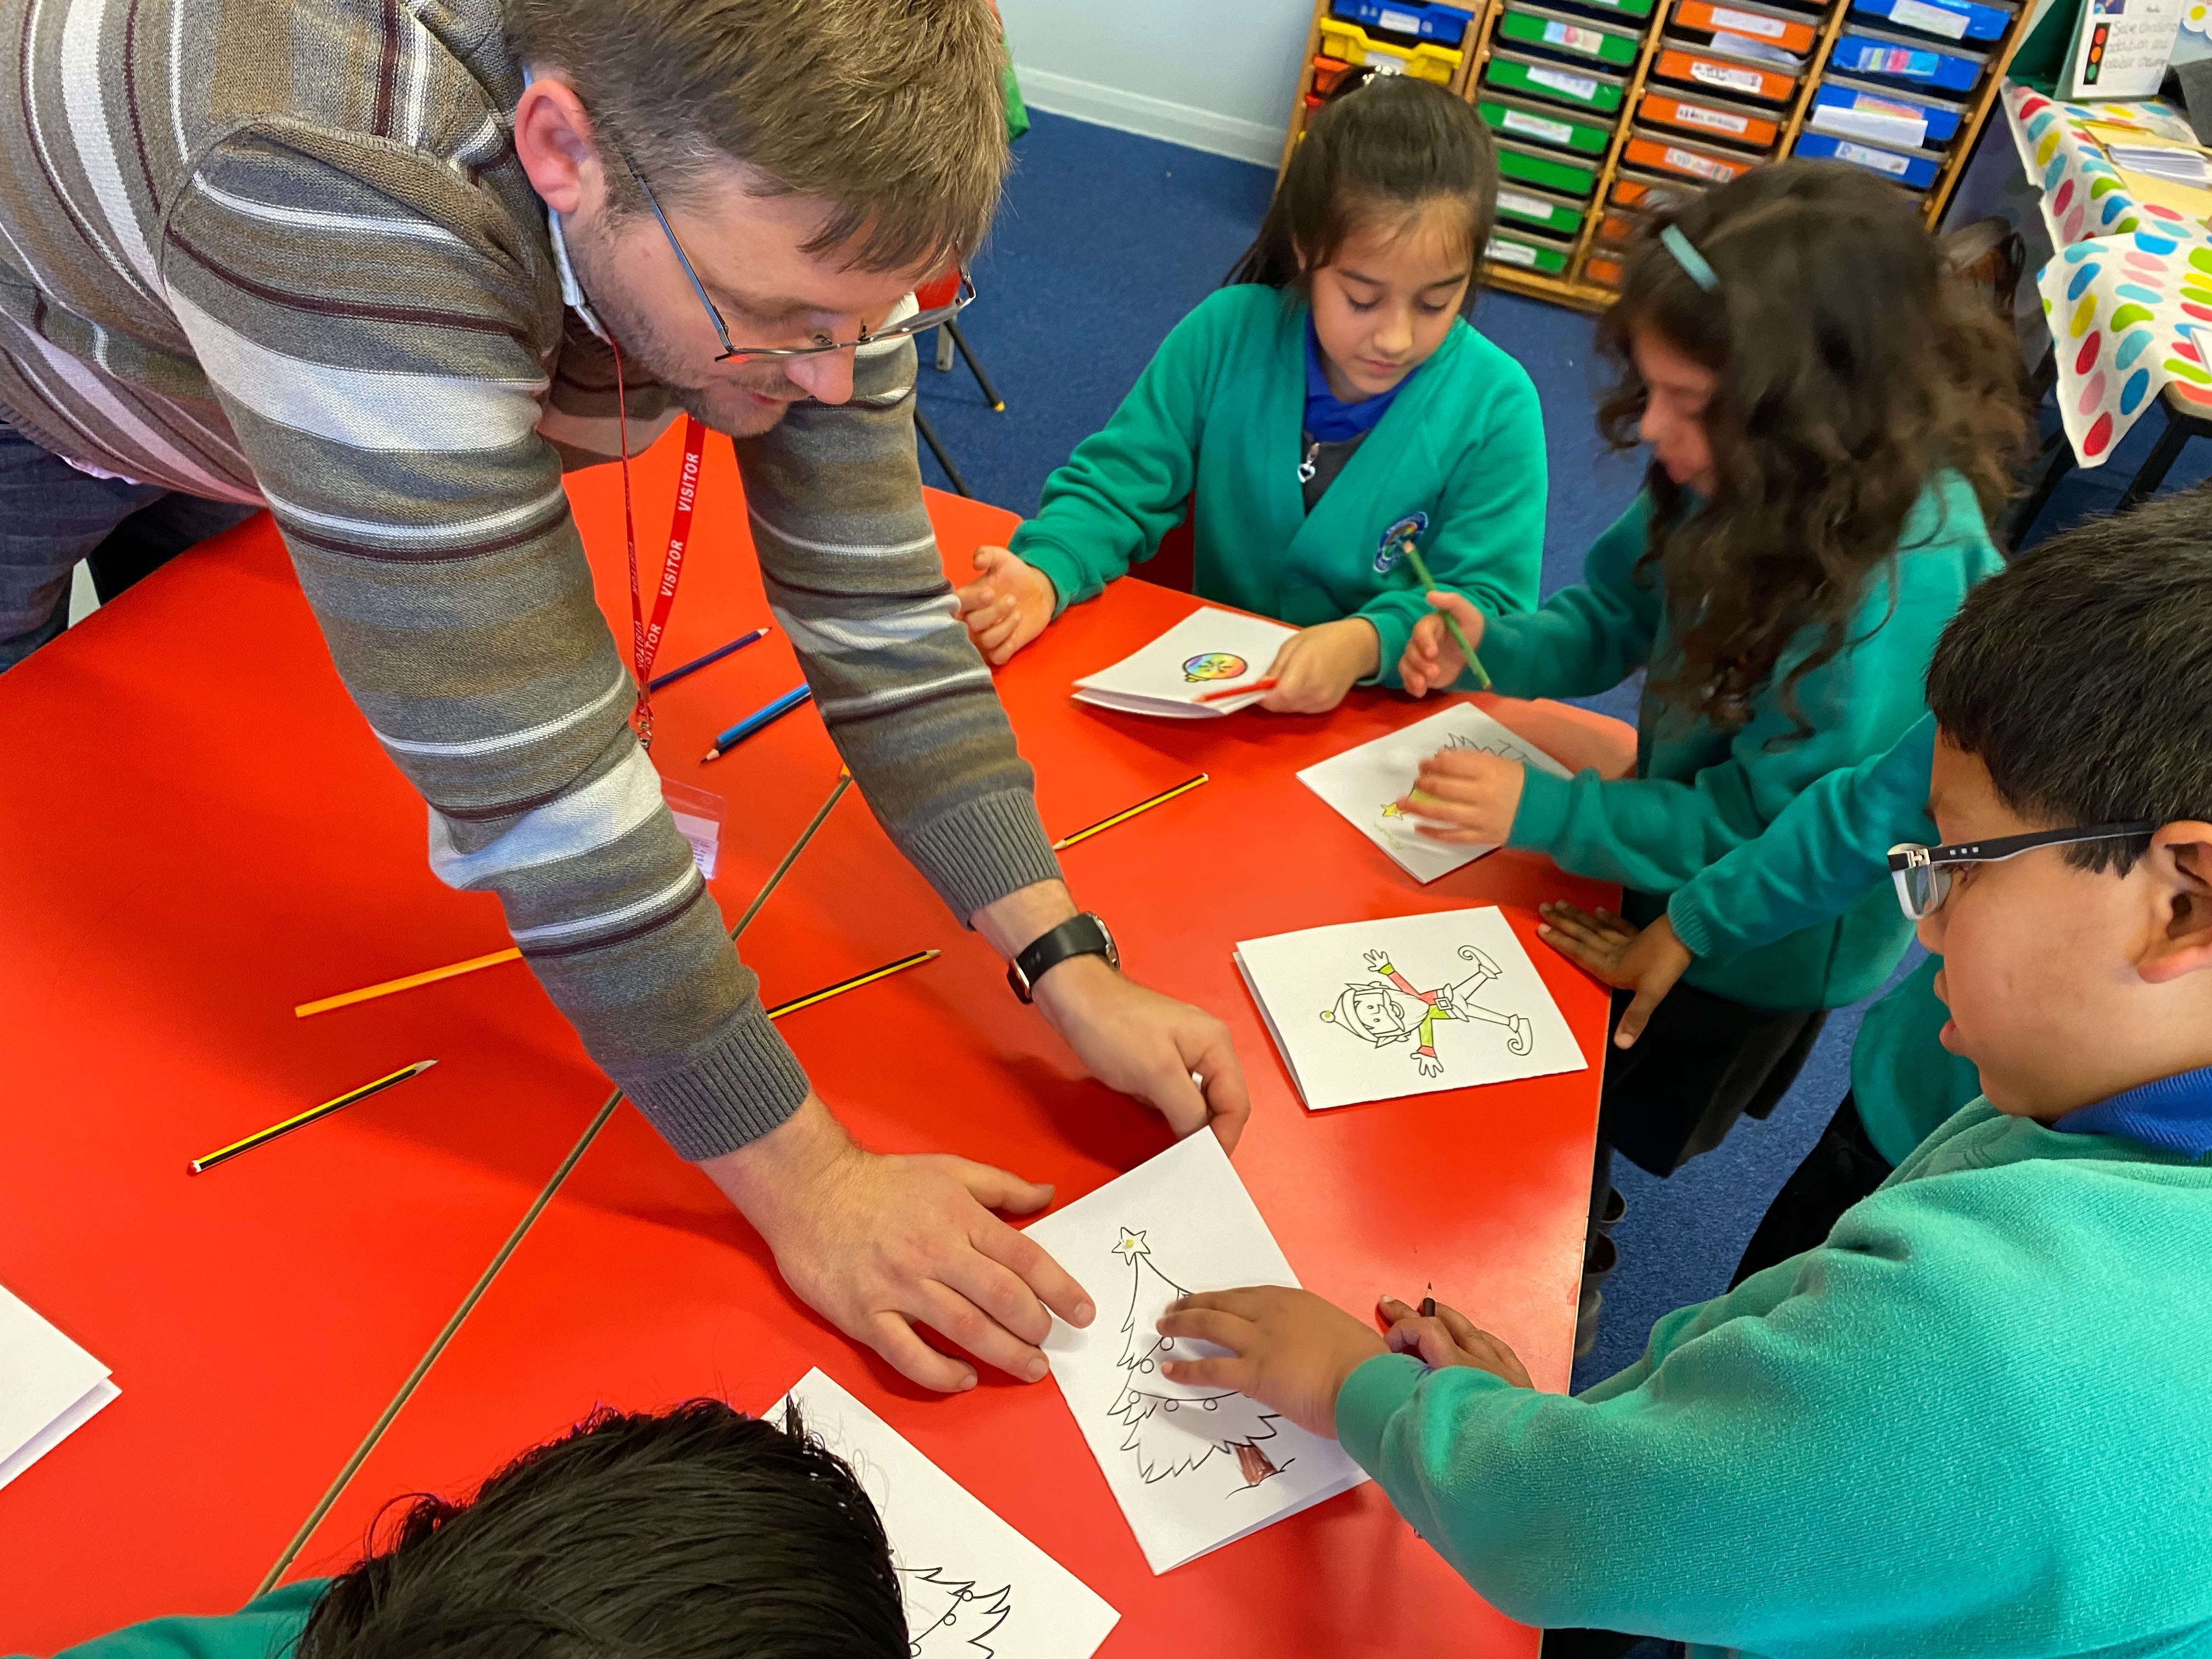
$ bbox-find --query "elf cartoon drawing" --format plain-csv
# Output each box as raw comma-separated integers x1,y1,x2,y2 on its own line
1321,945,1533,1076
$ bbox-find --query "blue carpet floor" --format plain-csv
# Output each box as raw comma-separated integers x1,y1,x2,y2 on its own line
925,109,2212,1406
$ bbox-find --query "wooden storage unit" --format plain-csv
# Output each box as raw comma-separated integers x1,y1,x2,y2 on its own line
1278,0,2039,312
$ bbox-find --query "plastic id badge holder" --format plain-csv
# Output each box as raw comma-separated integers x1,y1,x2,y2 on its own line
661,778,729,878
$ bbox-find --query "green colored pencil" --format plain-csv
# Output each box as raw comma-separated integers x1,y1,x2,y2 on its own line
1398,538,1491,691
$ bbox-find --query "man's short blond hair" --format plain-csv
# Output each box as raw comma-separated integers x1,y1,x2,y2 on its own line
505,0,1008,272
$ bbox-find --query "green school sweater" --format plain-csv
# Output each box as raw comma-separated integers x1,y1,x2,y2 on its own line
1482,480,2001,1011
1007,284,1547,686
1668,715,1980,1164
1336,1102,2212,1657
20,1582,324,1659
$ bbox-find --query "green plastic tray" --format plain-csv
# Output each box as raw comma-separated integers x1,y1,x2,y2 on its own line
1483,48,1628,114
1479,95,1613,155
1496,4,1643,67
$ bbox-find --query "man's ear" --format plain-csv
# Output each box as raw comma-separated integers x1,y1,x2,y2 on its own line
2140,822,2212,984
513,76,602,218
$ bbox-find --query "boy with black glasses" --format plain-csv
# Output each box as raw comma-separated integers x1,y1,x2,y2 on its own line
1144,488,2212,1657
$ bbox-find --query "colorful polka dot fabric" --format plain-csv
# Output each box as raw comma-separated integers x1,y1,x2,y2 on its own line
2007,85,2212,466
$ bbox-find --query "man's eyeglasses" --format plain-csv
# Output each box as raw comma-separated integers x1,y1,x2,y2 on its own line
618,145,975,364
1886,822,2155,920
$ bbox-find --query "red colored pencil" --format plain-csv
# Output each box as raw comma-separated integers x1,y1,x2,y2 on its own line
1196,677,1277,703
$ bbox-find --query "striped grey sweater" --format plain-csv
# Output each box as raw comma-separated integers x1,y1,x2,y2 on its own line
0,0,1060,1158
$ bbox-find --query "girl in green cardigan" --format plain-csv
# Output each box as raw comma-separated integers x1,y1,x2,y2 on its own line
955,75,1546,714
1396,163,2024,1335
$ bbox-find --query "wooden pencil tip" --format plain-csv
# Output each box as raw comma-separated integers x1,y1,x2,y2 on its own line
701,747,721,764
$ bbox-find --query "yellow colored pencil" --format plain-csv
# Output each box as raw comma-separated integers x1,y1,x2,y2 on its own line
1052,772,1209,851
189,1059,438,1175
294,947,522,1018
765,950,938,1021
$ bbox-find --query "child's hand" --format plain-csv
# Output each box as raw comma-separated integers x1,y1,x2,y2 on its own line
1536,906,1694,1049
1156,1286,1387,1440
1260,618,1380,714
1397,748,1525,844
1398,591,1488,698
1377,1295,1532,1387
955,546,1056,665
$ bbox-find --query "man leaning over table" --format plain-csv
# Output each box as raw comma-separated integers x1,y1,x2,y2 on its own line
0,0,1249,1390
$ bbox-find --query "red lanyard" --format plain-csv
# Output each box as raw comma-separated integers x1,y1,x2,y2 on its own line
610,340,706,751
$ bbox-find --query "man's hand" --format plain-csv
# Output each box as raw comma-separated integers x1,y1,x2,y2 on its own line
955,545,1056,665
1397,747,1525,845
703,1096,1096,1392
1156,1286,1386,1439
975,882,1251,1152
1536,905,1693,1049
1034,956,1252,1151
1260,618,1380,714
1398,590,1488,698
1377,1294,1532,1386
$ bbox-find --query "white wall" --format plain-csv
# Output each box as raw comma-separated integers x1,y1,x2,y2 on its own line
998,0,1310,167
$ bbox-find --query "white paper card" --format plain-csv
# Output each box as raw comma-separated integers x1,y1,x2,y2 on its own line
1235,906,1587,1111
0,1284,117,1493
1888,0,1971,38
769,1369,1120,1657
1296,701,1571,883
1809,102,1928,149
1071,608,1297,719
1025,1133,1367,1573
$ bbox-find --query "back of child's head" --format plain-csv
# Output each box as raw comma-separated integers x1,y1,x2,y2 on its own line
296,1401,907,1659
1598,161,2027,734
1927,484,2212,868
1226,73,1497,320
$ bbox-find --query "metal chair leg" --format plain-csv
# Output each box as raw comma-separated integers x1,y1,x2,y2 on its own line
2114,400,2202,512
2002,424,2076,550
933,324,955,374
946,319,1006,413
912,404,972,498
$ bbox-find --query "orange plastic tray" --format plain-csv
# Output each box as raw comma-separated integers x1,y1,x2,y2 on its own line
1650,44,1798,103
1625,128,1762,183
1672,0,1820,54
1638,89,1780,148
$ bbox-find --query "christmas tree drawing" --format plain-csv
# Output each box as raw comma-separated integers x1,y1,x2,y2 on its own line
1108,1226,1285,1490
898,1565,1012,1658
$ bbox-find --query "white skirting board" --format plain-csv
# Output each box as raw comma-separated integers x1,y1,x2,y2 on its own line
1014,65,1288,168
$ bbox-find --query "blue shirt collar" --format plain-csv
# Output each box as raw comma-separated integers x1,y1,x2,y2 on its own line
2053,1064,2212,1157
1304,318,1418,443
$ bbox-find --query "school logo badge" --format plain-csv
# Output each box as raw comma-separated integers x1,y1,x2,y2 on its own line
1374,511,1430,574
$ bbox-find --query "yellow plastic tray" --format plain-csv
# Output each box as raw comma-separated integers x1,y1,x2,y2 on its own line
1318,19,1465,83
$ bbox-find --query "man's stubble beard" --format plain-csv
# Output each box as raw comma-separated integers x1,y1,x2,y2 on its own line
565,213,806,439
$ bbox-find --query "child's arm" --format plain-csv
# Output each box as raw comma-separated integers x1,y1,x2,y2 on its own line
1403,496,1664,701
1664,714,1938,962
999,302,1224,613
22,1582,329,1659
1357,374,1547,690
1534,716,1938,1036
1503,566,1948,896
1331,1182,2126,1647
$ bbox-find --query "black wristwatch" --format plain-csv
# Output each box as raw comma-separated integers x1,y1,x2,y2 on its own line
1008,913,1120,1004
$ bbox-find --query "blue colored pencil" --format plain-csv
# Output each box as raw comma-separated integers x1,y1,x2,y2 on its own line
648,625,772,692
702,684,813,763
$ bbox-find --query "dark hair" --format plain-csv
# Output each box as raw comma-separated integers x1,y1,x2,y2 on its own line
1226,74,1497,320
1596,161,2028,737
1926,484,2212,874
503,0,1006,270
296,1401,907,1659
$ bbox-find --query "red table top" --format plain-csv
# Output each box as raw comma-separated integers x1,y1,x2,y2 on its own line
270,433,1622,1657
0,425,1619,1654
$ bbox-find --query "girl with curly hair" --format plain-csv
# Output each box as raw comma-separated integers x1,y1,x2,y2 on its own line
1395,161,2025,1345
